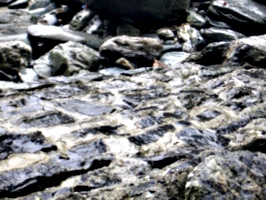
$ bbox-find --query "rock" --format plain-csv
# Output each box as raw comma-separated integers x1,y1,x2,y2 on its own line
186,34,266,67
33,41,101,78
69,9,95,31
185,151,266,199
73,0,190,27
160,52,191,68
175,23,205,52
18,67,39,82
116,22,141,37
8,0,28,9
0,131,57,160
28,0,51,10
28,2,57,21
207,0,266,35
0,9,34,36
200,27,246,43
0,0,15,6
0,41,31,70
156,28,175,41
27,24,104,59
99,35,163,67
186,10,207,28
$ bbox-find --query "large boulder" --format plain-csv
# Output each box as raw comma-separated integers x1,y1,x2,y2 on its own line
74,0,190,27
207,0,266,36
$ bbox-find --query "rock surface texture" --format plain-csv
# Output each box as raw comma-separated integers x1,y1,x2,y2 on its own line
0,0,266,199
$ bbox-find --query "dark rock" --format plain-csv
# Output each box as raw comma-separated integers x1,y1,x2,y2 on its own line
0,0,15,6
8,0,28,9
0,131,57,160
200,27,245,42
13,111,75,128
0,41,31,69
71,125,121,138
0,10,34,36
33,41,101,78
69,9,95,31
28,0,51,10
207,0,266,35
74,0,190,28
186,34,266,67
27,25,104,59
195,109,221,121
99,35,163,67
0,140,111,198
128,124,175,146
177,128,221,148
185,151,266,199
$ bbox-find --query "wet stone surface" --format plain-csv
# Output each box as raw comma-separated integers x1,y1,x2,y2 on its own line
0,61,265,199
0,0,266,199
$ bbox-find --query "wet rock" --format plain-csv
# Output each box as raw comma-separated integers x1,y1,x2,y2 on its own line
18,68,39,83
99,35,163,67
201,27,246,43
0,140,111,198
57,99,114,116
185,151,266,199
28,0,51,10
128,124,175,146
0,131,57,160
27,24,104,59
69,9,95,31
74,0,190,28
8,0,28,9
0,0,15,6
13,111,75,128
116,22,141,37
156,28,175,41
33,41,101,78
160,52,191,67
0,41,31,81
175,23,205,52
186,10,207,28
0,9,34,36
28,1,57,21
0,41,31,69
207,0,266,35
186,34,266,67
195,109,221,121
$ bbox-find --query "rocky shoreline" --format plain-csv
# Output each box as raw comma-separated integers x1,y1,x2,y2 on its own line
0,0,266,199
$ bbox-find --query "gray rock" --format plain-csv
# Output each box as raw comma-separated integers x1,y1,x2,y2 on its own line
176,23,205,52
28,0,51,10
69,9,95,31
73,0,190,26
0,9,34,36
8,0,28,9
201,27,246,43
116,22,141,37
156,28,175,41
186,10,207,28
99,35,163,67
186,34,266,67
0,41,31,69
18,68,39,82
27,24,104,59
207,0,266,35
28,2,57,21
186,151,266,199
33,41,101,78
160,52,190,68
